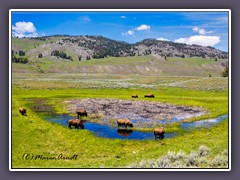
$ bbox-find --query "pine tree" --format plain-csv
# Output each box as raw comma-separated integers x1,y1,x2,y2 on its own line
221,66,228,77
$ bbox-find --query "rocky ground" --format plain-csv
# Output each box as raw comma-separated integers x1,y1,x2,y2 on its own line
64,98,206,128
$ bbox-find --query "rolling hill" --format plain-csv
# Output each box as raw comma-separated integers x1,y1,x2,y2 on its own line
11,35,228,77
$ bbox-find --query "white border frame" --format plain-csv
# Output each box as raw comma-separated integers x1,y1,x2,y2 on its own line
9,9,231,171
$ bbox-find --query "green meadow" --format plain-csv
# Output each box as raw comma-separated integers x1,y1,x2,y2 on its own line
11,55,229,168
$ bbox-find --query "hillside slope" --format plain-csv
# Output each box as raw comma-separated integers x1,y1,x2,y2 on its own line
12,35,228,62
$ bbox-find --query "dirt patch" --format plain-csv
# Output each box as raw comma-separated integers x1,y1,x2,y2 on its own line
64,98,206,128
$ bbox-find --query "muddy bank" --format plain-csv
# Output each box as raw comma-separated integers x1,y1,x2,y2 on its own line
64,98,206,128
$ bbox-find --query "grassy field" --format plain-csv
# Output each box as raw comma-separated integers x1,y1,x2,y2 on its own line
12,54,227,76
12,93,228,168
11,55,229,169
12,37,63,52
11,86,228,168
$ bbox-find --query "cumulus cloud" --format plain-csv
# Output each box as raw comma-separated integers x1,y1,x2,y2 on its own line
121,30,135,36
127,30,134,35
157,37,169,41
121,24,150,36
174,35,220,47
135,24,151,31
12,21,38,38
192,27,213,35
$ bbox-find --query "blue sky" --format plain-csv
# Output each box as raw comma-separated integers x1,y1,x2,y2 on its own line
11,11,229,51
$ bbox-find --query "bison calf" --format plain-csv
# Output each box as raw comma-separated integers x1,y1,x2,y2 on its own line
144,94,155,98
76,109,88,118
68,119,84,129
117,118,133,128
19,107,27,115
154,127,165,140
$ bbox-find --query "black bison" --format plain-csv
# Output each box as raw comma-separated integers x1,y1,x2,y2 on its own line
144,94,155,98
68,119,84,129
154,127,165,140
76,109,88,118
117,118,133,128
132,94,138,98
19,107,27,115
117,129,133,137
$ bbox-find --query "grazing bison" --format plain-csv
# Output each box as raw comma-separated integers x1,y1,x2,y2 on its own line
76,109,88,118
132,94,138,98
117,129,133,137
154,127,165,140
19,107,27,115
144,94,155,98
117,118,133,128
68,119,84,129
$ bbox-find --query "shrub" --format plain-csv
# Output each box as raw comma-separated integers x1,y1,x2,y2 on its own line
198,145,210,157
51,50,72,61
221,66,228,77
12,55,29,64
19,50,25,56
186,152,198,167
126,146,228,168
210,155,228,167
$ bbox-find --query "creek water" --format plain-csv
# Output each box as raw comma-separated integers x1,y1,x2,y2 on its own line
181,114,228,130
29,99,228,140
45,114,176,140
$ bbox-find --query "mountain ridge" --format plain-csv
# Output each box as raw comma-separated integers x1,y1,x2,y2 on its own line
12,35,228,61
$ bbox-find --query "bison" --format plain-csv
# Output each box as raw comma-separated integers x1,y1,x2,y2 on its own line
154,127,165,140
19,107,27,115
76,109,88,118
144,94,155,98
117,118,133,128
68,119,84,129
132,94,138,98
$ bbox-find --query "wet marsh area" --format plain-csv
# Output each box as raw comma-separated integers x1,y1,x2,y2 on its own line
28,98,228,140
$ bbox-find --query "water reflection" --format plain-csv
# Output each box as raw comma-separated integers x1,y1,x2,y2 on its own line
28,98,228,140
181,115,228,130
117,129,133,137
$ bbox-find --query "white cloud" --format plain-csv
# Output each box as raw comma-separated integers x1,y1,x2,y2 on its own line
157,37,169,41
121,24,150,36
174,35,221,47
12,21,38,38
120,16,126,19
192,26,213,35
127,30,134,35
121,30,135,36
135,24,151,31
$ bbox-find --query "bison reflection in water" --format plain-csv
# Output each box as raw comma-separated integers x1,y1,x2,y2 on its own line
68,119,84,129
154,127,165,140
117,129,133,137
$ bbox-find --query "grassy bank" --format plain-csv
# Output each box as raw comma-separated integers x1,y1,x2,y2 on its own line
11,85,228,168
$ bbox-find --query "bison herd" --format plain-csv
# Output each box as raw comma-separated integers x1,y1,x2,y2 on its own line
19,101,165,140
69,108,165,139
132,94,155,98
